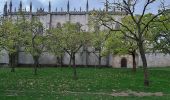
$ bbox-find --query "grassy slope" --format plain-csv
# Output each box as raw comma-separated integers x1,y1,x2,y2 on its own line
0,67,170,100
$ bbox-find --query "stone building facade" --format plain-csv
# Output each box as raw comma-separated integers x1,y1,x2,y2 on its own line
1,0,170,68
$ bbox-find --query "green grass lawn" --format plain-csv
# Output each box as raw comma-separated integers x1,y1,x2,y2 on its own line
0,67,170,100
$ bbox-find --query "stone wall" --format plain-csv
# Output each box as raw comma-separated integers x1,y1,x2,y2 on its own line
1,50,170,67
1,11,170,67
138,53,170,67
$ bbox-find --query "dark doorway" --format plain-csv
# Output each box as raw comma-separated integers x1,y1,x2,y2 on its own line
121,58,127,68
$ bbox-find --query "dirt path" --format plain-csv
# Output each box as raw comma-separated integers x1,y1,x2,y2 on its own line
64,90,163,97
5,90,164,97
110,91,163,97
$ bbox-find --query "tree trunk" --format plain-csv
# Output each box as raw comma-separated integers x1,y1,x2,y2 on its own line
85,50,88,67
99,55,101,67
60,55,63,67
138,42,149,86
57,57,60,67
15,53,18,67
72,54,77,80
34,56,39,75
10,54,15,72
59,56,63,71
15,49,19,67
132,52,137,72
98,49,102,67
69,55,72,67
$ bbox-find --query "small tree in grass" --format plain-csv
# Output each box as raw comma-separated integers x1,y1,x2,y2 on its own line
24,17,45,75
46,25,64,67
91,28,108,67
48,22,86,79
92,26,106,66
0,18,27,72
88,20,111,67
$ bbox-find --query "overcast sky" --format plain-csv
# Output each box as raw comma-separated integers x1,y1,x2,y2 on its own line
0,0,170,15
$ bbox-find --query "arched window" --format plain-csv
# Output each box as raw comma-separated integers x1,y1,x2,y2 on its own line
121,57,127,68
